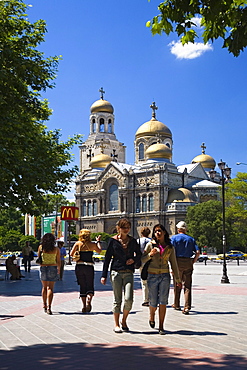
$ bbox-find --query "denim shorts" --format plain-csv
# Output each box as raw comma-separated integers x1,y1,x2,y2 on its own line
147,273,171,307
40,266,58,281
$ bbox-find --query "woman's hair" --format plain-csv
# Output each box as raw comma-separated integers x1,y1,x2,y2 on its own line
116,218,131,232
41,233,56,252
78,229,91,242
140,227,151,237
152,224,172,246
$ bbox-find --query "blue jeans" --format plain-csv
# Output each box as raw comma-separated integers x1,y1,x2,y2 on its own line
147,273,170,307
110,270,134,313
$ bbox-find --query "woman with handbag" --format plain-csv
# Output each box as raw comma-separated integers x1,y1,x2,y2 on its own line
70,229,102,313
141,224,182,335
37,233,61,315
101,218,141,333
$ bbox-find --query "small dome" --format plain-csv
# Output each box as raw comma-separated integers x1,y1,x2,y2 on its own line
167,188,196,203
135,118,172,139
90,153,112,169
90,99,114,114
146,143,172,160
192,154,216,169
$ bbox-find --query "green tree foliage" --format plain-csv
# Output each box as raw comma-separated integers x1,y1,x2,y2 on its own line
185,200,228,252
147,0,247,56
0,229,23,251
0,0,82,214
19,235,39,250
225,172,247,249
0,207,24,233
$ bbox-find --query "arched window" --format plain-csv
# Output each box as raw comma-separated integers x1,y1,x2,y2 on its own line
109,184,118,211
92,119,96,133
149,194,154,211
166,142,170,148
139,143,144,160
100,118,105,132
136,195,140,213
88,201,92,216
82,201,86,216
108,119,112,133
93,200,97,215
142,195,147,212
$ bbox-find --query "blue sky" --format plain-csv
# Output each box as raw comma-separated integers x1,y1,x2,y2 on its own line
27,0,247,191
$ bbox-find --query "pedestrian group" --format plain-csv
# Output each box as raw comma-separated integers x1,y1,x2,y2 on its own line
8,217,199,334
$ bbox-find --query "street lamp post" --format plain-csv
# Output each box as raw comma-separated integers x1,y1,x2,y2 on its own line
210,160,231,284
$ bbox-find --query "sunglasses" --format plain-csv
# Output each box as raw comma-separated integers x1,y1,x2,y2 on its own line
154,229,163,233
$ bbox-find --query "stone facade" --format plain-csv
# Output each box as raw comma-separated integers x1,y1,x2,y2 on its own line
75,93,220,238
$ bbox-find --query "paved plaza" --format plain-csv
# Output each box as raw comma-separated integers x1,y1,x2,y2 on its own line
0,260,247,369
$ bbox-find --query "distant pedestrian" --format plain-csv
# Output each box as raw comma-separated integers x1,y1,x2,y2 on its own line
137,227,151,307
70,229,102,313
37,233,61,315
22,241,33,272
101,218,141,333
57,241,66,280
171,221,200,314
142,224,181,335
6,255,22,280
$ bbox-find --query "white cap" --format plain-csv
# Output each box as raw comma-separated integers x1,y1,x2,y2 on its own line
176,221,187,230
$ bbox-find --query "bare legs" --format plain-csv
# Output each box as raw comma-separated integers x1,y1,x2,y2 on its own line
42,281,55,314
113,309,130,331
81,293,93,313
149,304,166,332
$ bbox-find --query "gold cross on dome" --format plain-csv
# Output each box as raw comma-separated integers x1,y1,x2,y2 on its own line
150,101,158,118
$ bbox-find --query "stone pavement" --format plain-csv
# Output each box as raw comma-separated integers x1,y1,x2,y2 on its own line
0,260,247,369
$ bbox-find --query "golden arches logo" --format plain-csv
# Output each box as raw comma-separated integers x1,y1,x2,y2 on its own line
61,206,79,220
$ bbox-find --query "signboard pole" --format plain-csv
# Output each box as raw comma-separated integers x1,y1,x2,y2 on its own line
67,221,72,265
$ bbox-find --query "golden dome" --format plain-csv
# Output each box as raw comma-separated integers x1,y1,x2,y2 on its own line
90,99,114,114
192,154,216,169
167,188,196,203
146,143,172,160
135,118,172,139
90,153,112,169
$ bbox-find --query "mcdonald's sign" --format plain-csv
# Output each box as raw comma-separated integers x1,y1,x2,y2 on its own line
61,206,79,221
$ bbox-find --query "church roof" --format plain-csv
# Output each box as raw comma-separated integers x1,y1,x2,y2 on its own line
192,179,220,188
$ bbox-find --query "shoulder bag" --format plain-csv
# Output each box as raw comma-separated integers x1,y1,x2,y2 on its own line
36,246,43,264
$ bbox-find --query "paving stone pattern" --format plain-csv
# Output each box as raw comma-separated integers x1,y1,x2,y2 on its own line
0,260,247,369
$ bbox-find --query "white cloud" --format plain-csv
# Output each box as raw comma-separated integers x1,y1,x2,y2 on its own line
169,41,213,59
190,17,202,28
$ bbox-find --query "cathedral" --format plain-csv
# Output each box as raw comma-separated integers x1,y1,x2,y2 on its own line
75,89,220,237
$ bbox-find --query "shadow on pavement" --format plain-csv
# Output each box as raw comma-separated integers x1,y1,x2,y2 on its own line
0,342,246,370
0,270,142,297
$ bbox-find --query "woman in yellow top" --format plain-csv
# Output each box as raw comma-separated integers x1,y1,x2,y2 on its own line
70,229,101,313
37,233,61,315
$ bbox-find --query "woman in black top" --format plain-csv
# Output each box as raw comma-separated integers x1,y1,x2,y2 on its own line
101,218,141,333
70,229,101,313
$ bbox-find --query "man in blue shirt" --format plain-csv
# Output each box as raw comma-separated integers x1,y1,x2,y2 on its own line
171,221,200,314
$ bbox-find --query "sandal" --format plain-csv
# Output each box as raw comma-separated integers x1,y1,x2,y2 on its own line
113,327,122,333
121,322,129,332
43,305,47,313
47,307,52,315
82,307,87,313
149,320,155,328
86,303,92,312
159,329,166,335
